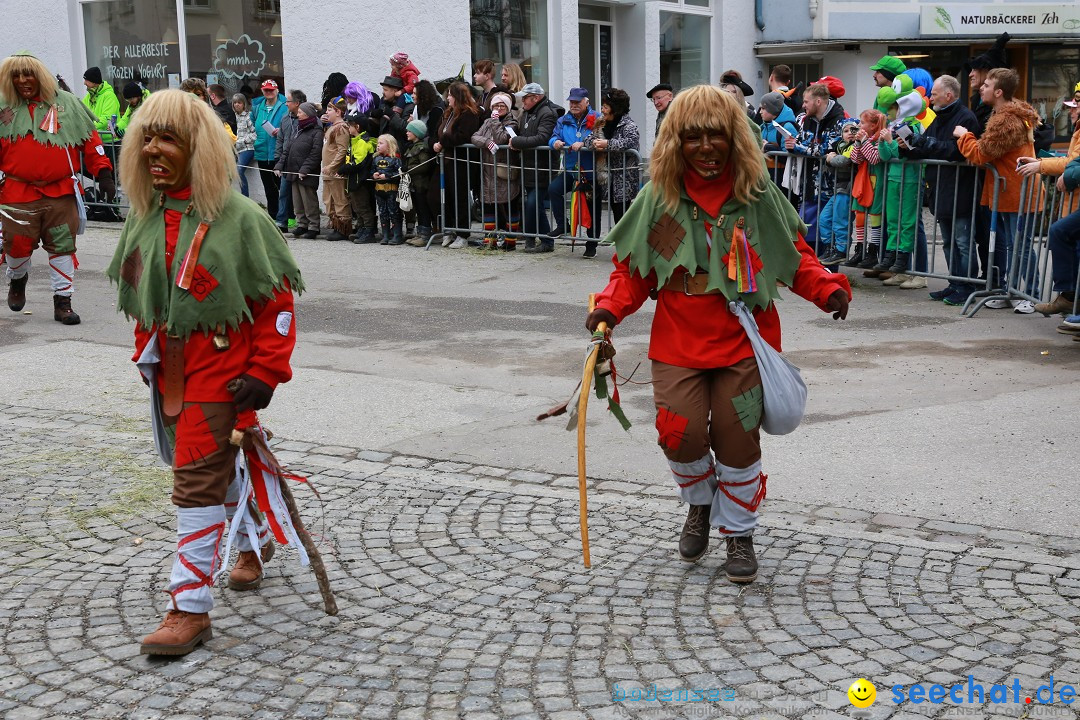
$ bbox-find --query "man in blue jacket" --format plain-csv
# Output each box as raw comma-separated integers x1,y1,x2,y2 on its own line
251,79,288,225
540,87,601,253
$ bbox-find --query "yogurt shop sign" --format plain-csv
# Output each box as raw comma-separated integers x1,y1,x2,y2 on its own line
920,4,1080,35
212,34,267,80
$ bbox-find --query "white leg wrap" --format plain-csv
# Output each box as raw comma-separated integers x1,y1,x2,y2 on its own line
225,475,269,553
712,460,766,537
167,506,226,613
5,256,30,280
667,454,718,506
48,254,74,296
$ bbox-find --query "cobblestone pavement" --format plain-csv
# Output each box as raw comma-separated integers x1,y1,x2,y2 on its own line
3,402,1080,720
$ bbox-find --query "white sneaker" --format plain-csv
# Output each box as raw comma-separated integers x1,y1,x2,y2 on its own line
984,298,1011,309
899,276,927,289
1012,299,1036,314
441,236,453,247
448,238,467,249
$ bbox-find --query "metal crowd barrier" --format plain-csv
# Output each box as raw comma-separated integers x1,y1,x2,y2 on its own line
429,145,645,250
766,150,1005,316
970,172,1080,317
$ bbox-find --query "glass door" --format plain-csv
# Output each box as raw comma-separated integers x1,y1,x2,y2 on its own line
578,20,613,100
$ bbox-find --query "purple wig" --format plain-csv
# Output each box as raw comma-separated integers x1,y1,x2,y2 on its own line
343,81,373,114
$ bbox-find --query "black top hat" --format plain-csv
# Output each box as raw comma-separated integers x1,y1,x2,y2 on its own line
965,32,1011,71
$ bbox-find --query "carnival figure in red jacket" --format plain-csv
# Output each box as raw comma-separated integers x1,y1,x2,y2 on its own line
106,91,304,655
586,85,851,583
0,52,116,324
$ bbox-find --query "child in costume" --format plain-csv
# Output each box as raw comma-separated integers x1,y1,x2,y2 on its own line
848,109,887,270
105,90,303,656
816,119,859,265
342,112,378,243
371,134,403,245
586,86,850,584
868,76,928,289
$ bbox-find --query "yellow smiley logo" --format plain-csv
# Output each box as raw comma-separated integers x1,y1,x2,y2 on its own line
848,678,876,708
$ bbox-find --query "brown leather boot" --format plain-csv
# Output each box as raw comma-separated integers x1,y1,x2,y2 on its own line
140,610,212,655
52,294,81,325
679,504,711,562
7,275,27,312
723,535,758,584
228,541,275,590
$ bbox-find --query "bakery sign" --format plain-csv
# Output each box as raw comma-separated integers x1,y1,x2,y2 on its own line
921,4,1080,36
212,34,267,80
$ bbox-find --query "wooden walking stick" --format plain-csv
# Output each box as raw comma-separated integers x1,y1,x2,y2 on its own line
577,293,609,569
228,380,338,616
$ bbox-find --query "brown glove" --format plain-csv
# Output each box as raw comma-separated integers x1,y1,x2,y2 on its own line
826,289,849,320
585,308,616,332
231,374,274,411
96,168,117,201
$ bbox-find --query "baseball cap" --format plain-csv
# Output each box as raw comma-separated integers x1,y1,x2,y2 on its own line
1065,100,1079,108
260,79,278,90
567,87,589,101
514,82,545,97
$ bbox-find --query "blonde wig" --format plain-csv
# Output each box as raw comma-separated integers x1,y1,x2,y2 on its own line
120,89,236,220
650,84,767,211
0,53,59,105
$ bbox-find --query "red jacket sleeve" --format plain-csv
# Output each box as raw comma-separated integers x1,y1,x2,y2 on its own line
81,130,114,176
594,254,654,324
245,278,296,390
790,233,851,311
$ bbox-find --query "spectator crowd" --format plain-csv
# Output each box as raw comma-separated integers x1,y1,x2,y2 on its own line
78,40,1080,339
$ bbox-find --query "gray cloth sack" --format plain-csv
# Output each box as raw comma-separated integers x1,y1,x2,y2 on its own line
728,300,807,435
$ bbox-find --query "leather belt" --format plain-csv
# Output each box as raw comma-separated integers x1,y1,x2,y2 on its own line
661,272,724,296
162,333,185,417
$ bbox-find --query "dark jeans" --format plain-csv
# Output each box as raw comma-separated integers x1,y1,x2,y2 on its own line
257,160,280,221
523,186,551,239
277,177,293,227
937,214,975,294
1049,208,1080,294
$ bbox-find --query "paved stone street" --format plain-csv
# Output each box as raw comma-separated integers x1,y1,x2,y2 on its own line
3,402,1080,720
2,222,1079,719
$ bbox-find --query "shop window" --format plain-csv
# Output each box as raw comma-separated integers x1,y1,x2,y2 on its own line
659,10,711,90
1029,47,1080,142
82,0,182,92
470,0,549,88
183,0,283,94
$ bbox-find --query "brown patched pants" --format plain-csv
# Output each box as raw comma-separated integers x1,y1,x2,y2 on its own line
167,402,238,508
651,357,767,535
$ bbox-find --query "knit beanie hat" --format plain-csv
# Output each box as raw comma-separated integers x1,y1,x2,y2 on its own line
759,92,784,117
122,82,143,99
83,66,103,84
815,76,846,99
406,120,427,139
298,102,318,118
391,52,409,65
489,92,513,114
